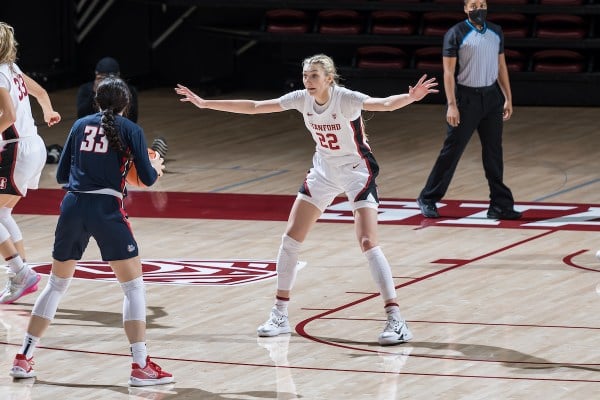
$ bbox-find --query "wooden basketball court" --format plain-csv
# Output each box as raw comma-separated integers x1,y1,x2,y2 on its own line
1,86,599,399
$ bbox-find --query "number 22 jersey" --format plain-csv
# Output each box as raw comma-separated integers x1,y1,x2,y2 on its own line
279,85,371,163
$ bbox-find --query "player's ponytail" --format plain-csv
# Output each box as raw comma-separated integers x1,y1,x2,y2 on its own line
95,77,130,155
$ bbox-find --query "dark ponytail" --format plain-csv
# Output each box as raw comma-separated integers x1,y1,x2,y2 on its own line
95,77,131,155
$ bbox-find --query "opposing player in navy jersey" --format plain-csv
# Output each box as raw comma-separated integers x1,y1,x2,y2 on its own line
0,22,61,304
9,77,174,386
176,54,438,346
417,0,521,220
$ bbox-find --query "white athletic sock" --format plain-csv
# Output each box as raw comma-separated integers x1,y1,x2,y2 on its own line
6,254,26,275
20,333,40,359
131,342,148,367
384,303,402,320
275,296,289,314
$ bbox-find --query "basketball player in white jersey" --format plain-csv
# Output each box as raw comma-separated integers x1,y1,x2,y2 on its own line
175,54,438,345
0,22,61,304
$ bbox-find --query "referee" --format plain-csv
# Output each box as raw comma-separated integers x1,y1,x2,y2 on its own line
417,0,521,220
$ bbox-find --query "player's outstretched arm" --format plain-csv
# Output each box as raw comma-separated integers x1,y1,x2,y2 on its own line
175,84,283,115
363,74,439,112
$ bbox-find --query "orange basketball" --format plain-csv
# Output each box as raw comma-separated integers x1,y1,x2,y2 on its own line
126,148,158,188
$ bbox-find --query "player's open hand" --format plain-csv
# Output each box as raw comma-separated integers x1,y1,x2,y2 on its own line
175,84,206,109
408,74,439,102
150,153,165,177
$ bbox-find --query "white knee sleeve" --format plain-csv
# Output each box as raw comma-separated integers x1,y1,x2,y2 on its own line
0,208,22,242
276,234,302,291
365,246,397,301
0,223,10,244
121,276,146,322
31,274,71,321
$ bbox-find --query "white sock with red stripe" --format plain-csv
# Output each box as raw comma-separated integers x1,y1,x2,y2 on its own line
275,295,290,315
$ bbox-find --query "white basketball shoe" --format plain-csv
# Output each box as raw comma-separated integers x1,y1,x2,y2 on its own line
0,267,41,304
257,307,291,337
378,315,413,346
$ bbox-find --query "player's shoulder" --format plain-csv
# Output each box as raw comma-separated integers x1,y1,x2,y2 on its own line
75,114,99,126
283,88,307,98
117,115,141,130
0,62,14,77
335,85,368,100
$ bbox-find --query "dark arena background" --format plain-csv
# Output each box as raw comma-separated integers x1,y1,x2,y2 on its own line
1,0,599,105
2,1,600,399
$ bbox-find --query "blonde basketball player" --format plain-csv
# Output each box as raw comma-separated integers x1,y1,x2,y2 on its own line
0,22,61,304
176,54,438,345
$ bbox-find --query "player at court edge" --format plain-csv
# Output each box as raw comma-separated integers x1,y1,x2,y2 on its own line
9,77,173,386
0,22,61,304
176,53,438,345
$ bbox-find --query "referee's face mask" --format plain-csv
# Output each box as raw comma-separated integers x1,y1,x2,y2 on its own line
468,9,487,25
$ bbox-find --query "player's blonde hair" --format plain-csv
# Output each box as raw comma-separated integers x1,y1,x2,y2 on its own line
302,54,340,86
0,22,18,68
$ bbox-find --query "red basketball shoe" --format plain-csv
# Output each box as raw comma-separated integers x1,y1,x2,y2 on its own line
9,354,36,378
128,356,174,387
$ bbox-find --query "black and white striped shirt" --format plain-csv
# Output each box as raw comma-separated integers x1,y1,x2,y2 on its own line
443,19,504,88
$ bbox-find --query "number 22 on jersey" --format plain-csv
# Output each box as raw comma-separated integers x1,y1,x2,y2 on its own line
316,132,340,150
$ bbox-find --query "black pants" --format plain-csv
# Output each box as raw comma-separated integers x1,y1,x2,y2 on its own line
419,83,514,209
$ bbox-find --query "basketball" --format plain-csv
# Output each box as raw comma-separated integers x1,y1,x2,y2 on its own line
126,148,158,188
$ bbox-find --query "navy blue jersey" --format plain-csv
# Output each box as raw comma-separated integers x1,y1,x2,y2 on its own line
56,113,157,194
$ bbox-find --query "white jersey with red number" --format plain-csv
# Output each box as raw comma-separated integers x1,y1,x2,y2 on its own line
0,63,38,138
0,62,46,196
279,85,371,163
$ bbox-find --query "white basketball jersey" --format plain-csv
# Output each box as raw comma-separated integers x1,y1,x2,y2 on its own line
280,86,371,161
0,62,38,138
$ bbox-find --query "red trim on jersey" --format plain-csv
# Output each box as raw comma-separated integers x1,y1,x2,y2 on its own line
116,196,134,235
302,175,312,197
3,124,23,196
350,117,374,203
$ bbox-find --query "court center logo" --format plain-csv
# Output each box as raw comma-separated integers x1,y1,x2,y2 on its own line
30,260,306,286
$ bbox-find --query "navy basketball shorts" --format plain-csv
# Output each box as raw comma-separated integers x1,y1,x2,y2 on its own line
52,192,140,261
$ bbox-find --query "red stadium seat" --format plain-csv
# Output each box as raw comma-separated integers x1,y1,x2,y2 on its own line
532,49,586,73
422,12,465,36
487,13,529,38
434,0,529,3
414,47,443,71
370,11,417,36
534,14,587,40
503,49,527,72
317,10,364,35
355,46,408,70
539,0,583,4
264,9,311,34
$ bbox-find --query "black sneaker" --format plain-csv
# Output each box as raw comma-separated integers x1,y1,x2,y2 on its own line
487,206,522,220
150,137,168,159
417,198,439,218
